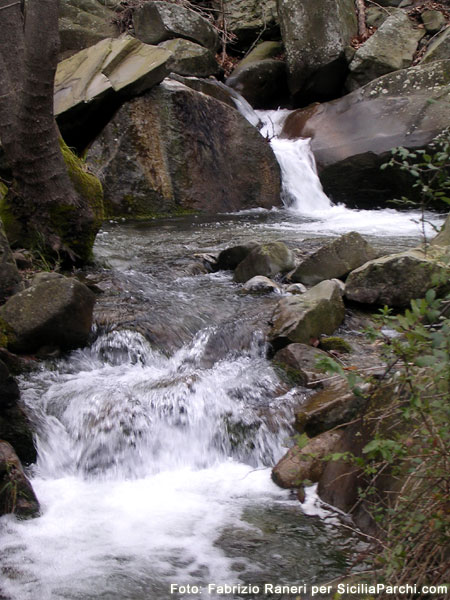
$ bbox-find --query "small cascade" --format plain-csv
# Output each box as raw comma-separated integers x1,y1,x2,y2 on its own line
256,110,333,214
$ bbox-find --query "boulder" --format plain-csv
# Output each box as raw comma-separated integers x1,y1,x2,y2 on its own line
0,218,22,304
422,27,450,64
168,74,236,108
54,36,172,150
281,60,450,206
285,283,307,295
0,359,19,410
0,276,95,353
291,232,378,285
294,378,367,437
234,242,295,283
421,10,446,34
272,429,344,489
234,41,284,71
270,280,346,349
59,0,119,59
87,79,281,217
243,276,281,294
276,0,357,103
273,343,329,387
133,1,218,51
345,247,449,307
0,360,36,465
159,38,219,77
0,441,39,518
347,11,425,90
226,59,288,109
217,242,260,271
211,0,279,47
366,6,400,29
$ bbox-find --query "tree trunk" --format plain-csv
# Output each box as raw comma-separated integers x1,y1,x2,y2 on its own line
355,0,368,40
0,0,102,264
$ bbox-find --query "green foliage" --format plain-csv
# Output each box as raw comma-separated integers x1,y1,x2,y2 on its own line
320,282,450,596
381,129,450,211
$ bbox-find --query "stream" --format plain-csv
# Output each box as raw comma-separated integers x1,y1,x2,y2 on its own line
0,108,444,600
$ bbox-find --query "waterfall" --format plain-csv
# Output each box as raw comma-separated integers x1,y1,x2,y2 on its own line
256,110,332,214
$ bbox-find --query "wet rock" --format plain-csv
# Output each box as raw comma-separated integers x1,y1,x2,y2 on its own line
0,441,39,518
345,247,449,307
226,59,288,109
87,79,281,216
234,242,295,284
234,41,284,71
272,429,344,489
347,11,425,90
55,36,172,149
294,378,367,437
217,242,260,271
168,74,236,108
211,0,279,47
59,0,119,59
159,38,219,77
243,276,281,294
133,1,218,51
291,232,378,286
0,219,23,304
0,359,36,465
285,283,307,295
422,27,450,64
270,280,345,350
281,60,450,206
277,0,357,103
0,359,19,409
0,276,95,353
273,343,329,387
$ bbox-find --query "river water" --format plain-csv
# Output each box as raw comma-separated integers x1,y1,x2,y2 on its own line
0,109,444,600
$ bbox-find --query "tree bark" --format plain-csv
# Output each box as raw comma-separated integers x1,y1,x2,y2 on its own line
355,0,368,40
0,0,101,263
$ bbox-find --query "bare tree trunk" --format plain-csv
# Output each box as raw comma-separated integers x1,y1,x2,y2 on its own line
0,0,101,263
355,0,368,39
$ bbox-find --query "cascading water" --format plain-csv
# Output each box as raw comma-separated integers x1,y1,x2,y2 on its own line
0,236,358,600
1,88,444,600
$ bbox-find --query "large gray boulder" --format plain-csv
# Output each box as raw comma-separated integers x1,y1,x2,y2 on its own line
226,59,288,109
291,232,378,285
0,218,22,304
133,1,218,51
347,11,425,90
277,0,357,103
159,38,219,77
281,60,450,206
0,276,95,353
0,441,39,518
270,280,345,349
234,242,295,283
217,242,259,271
59,0,119,59
54,36,172,150
344,246,450,307
87,79,281,217
212,0,279,47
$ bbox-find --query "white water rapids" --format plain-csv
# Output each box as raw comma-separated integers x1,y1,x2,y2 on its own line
1,98,444,600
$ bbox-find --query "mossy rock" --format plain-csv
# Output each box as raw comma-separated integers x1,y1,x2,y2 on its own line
0,140,104,264
0,317,16,349
319,336,352,353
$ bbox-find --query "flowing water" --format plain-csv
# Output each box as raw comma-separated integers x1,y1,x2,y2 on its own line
0,106,445,600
